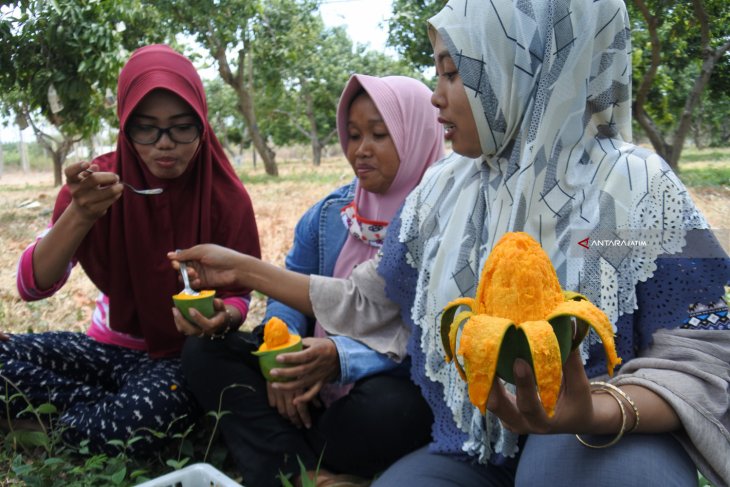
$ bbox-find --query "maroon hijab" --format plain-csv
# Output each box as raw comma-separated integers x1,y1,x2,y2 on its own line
52,44,261,357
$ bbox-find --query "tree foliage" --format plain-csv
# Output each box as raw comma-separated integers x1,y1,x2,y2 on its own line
256,16,421,166
386,0,445,70
622,0,729,171
0,0,166,185
204,78,248,155
386,0,730,171
152,0,282,175
252,0,338,166
154,0,422,170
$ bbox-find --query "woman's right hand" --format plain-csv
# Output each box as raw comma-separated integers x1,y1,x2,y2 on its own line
267,383,313,429
66,162,123,222
168,244,246,289
30,162,123,290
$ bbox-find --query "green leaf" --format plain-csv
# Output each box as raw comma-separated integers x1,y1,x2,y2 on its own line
110,466,127,484
6,430,50,449
35,402,58,415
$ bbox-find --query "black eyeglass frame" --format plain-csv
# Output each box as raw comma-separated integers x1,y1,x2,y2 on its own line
126,123,203,145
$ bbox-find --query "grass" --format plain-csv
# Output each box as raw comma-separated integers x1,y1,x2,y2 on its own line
678,147,730,164
0,149,727,486
238,165,350,186
677,147,730,188
678,166,730,187
0,386,240,486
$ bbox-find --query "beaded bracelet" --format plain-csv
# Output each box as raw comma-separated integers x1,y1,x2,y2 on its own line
575,384,627,449
209,307,237,340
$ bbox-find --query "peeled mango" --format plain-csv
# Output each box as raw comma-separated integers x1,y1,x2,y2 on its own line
440,232,621,417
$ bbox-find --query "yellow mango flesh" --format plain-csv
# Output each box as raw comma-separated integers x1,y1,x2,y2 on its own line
441,231,622,419
261,317,294,351
477,232,563,323
172,289,215,300
518,320,562,417
547,300,622,375
258,335,301,352
459,315,513,414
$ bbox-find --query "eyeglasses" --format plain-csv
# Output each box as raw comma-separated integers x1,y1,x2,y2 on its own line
127,123,202,145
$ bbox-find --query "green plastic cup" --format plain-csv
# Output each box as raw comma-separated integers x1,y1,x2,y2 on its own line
172,289,216,323
252,337,303,382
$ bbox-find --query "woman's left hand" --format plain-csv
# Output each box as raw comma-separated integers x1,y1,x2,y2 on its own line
171,298,232,338
269,337,340,406
486,350,597,435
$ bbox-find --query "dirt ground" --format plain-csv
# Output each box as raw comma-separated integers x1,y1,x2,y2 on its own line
0,161,351,333
0,165,728,334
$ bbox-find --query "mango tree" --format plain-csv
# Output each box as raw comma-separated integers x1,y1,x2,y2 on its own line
155,0,281,176
0,0,166,185
631,0,730,172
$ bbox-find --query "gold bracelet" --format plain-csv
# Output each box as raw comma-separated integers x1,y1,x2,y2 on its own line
591,381,640,433
575,386,626,448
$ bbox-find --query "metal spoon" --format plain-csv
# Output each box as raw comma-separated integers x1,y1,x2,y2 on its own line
121,182,163,195
178,261,200,296
81,168,164,195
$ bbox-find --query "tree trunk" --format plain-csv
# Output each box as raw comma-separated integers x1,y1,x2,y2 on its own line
631,0,675,168
691,110,705,150
310,137,322,167
53,151,63,186
633,0,730,173
87,136,96,160
668,34,730,169
300,76,322,166
213,45,278,176
19,128,30,173
49,138,74,186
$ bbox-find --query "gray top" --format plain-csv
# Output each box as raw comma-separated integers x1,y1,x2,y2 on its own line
311,263,730,487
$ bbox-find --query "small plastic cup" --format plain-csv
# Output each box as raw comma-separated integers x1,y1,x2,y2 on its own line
252,336,303,382
172,290,216,323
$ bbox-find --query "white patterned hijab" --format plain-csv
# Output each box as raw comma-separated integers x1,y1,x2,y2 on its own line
398,0,708,461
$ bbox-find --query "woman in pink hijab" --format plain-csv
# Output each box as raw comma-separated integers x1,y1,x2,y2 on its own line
182,74,444,487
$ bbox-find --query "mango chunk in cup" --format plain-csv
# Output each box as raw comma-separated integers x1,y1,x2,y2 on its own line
172,289,216,324
252,317,302,382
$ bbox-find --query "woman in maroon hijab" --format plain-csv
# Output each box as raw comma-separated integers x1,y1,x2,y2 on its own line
4,44,260,455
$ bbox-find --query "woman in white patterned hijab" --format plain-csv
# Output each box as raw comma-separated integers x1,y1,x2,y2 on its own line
365,0,728,485
171,0,730,484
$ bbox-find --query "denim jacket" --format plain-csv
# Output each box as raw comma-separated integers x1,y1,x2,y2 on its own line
262,180,399,384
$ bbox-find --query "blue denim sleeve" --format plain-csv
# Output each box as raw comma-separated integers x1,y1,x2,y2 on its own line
329,335,398,384
260,201,321,336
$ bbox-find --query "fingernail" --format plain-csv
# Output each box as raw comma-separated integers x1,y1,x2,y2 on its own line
515,360,529,379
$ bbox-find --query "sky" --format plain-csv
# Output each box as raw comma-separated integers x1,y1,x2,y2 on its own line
1,0,395,143
320,0,394,52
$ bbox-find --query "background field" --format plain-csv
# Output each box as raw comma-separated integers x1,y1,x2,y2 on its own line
1,149,728,336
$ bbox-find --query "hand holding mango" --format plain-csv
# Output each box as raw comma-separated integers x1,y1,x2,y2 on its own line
441,232,621,416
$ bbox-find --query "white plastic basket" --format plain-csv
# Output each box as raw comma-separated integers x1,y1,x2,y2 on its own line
135,463,243,487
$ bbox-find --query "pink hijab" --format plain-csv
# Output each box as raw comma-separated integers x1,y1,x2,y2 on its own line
332,74,444,279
